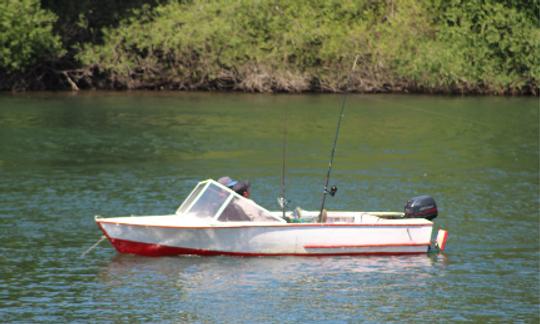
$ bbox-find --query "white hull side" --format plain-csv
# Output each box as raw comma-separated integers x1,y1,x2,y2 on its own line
98,221,433,256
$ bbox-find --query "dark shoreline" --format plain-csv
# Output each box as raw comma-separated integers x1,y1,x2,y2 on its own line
1,88,537,97
1,70,537,96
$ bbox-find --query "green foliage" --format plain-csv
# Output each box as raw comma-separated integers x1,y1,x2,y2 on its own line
40,0,162,53
0,0,532,93
76,0,538,93
0,0,63,71
424,0,540,93
77,0,389,90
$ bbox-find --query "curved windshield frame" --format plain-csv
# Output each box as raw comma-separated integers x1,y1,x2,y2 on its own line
184,182,231,220
176,179,285,223
176,182,208,215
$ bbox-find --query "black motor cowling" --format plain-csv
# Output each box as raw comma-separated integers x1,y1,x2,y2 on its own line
404,195,438,220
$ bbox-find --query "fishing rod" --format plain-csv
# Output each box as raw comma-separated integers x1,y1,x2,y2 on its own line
278,108,289,219
317,55,359,223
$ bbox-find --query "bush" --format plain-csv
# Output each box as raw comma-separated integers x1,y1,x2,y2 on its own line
0,0,63,72
71,0,540,94
77,0,393,91
424,0,540,93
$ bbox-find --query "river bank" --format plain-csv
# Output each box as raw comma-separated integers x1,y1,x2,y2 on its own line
2,66,537,96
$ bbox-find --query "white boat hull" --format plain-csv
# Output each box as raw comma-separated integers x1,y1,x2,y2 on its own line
97,216,435,257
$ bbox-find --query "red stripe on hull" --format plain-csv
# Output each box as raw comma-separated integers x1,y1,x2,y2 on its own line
304,242,431,249
104,237,429,257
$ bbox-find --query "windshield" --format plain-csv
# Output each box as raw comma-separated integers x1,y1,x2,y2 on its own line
176,182,207,215
184,182,231,219
177,179,285,223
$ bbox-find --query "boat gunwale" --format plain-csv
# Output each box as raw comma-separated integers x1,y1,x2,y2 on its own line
95,219,433,229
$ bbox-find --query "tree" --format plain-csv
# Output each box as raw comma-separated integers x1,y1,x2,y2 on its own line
0,0,63,72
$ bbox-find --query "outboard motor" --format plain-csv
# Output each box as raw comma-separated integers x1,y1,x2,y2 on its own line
404,195,438,220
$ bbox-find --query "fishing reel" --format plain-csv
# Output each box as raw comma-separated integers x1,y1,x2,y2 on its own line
277,196,290,209
325,185,338,197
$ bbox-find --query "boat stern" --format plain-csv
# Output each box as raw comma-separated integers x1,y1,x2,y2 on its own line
436,229,449,252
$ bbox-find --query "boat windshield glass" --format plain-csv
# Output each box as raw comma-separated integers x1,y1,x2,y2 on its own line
177,179,285,223
218,196,279,222
184,182,231,219
176,182,207,215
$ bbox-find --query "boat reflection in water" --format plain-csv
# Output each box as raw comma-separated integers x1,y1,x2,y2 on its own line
99,253,448,288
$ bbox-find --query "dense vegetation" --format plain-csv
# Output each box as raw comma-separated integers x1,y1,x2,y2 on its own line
1,0,538,94
0,0,63,89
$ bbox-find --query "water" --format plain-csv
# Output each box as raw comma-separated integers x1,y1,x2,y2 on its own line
0,92,538,322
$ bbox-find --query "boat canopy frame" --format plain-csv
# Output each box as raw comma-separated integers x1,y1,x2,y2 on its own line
176,179,285,223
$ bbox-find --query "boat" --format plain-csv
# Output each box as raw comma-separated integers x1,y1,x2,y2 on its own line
95,179,448,257
95,57,449,257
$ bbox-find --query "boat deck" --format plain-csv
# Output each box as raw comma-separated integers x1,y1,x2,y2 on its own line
96,211,433,228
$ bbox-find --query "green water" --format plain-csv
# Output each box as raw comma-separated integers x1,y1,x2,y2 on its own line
0,92,538,322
